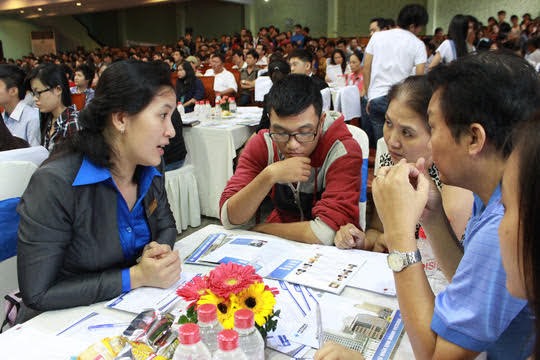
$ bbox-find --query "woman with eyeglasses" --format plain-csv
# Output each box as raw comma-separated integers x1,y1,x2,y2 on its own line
27,64,80,151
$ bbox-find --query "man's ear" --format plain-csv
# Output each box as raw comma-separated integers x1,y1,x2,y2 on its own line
111,112,128,134
467,123,487,156
319,112,326,128
7,86,18,99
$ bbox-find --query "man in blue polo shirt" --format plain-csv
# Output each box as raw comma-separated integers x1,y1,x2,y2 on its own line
375,51,538,359
316,52,540,359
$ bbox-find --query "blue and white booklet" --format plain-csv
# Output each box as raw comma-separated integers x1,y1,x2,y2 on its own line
185,232,365,294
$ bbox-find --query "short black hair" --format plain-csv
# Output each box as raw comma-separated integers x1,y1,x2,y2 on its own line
428,51,540,158
232,49,244,58
0,64,27,100
370,17,385,26
75,63,95,82
289,48,313,64
267,74,322,118
397,4,428,29
498,10,506,16
246,49,259,60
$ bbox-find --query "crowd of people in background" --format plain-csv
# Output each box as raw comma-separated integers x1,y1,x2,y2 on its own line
1,10,539,87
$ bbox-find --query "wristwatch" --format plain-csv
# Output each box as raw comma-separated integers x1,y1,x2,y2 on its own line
387,249,422,272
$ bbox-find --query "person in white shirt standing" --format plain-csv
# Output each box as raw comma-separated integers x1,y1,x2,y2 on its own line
204,53,237,97
0,64,41,146
363,4,428,142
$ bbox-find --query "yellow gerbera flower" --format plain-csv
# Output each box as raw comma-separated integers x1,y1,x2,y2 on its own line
197,291,239,329
236,282,276,326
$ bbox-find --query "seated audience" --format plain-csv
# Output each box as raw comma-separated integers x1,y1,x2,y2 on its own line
289,48,328,91
70,64,95,107
238,49,259,106
16,60,181,322
175,61,204,113
325,49,350,84
345,49,364,94
0,64,41,146
316,51,539,360
185,55,203,77
27,64,80,151
334,76,473,294
220,74,362,245
204,53,237,97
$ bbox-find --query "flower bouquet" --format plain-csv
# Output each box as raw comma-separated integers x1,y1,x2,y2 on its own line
176,263,280,339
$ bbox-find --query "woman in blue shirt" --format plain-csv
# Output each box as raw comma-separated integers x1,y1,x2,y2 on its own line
16,60,182,321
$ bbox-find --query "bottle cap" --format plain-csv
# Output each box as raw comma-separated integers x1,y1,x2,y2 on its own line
197,303,217,323
217,329,239,351
234,308,254,329
178,323,201,345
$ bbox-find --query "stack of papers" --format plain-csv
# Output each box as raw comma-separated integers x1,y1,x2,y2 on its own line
185,233,365,294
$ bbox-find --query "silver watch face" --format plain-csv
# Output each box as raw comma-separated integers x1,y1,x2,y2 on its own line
387,252,404,272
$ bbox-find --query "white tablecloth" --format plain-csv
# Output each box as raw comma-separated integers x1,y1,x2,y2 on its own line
184,123,256,218
0,225,414,360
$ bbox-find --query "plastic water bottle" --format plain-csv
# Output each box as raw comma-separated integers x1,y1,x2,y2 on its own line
204,100,212,121
177,101,185,116
229,98,237,113
214,95,222,107
234,309,264,360
173,323,212,360
197,304,223,354
212,330,247,360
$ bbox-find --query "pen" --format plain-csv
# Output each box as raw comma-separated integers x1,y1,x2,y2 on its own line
87,322,131,331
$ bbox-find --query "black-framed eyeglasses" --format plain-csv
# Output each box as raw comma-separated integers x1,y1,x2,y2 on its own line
269,119,322,143
31,87,52,98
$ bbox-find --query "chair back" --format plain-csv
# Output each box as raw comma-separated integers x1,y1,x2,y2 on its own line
0,146,49,168
0,161,38,201
0,161,38,320
321,87,332,111
71,93,86,111
338,86,361,121
254,76,272,102
346,125,369,230
200,76,215,105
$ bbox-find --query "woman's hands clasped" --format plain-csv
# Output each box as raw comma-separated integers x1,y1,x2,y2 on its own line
130,241,182,289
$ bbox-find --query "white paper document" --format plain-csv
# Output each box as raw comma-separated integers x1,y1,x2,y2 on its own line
185,233,364,294
105,272,198,314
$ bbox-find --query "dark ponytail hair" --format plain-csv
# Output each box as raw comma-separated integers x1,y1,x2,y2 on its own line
447,14,469,58
52,60,173,167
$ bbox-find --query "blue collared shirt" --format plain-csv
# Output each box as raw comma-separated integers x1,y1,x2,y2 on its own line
72,156,161,292
431,184,533,358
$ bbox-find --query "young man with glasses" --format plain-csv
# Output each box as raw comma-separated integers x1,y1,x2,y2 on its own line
220,74,362,245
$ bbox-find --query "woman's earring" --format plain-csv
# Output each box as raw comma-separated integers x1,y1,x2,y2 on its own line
120,128,125,135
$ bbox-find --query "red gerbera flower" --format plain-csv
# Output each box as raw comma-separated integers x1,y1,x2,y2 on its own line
207,263,262,298
176,275,209,302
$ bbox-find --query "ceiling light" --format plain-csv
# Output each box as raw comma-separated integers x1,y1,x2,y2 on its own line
76,2,82,6
20,10,24,13
37,7,43,11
